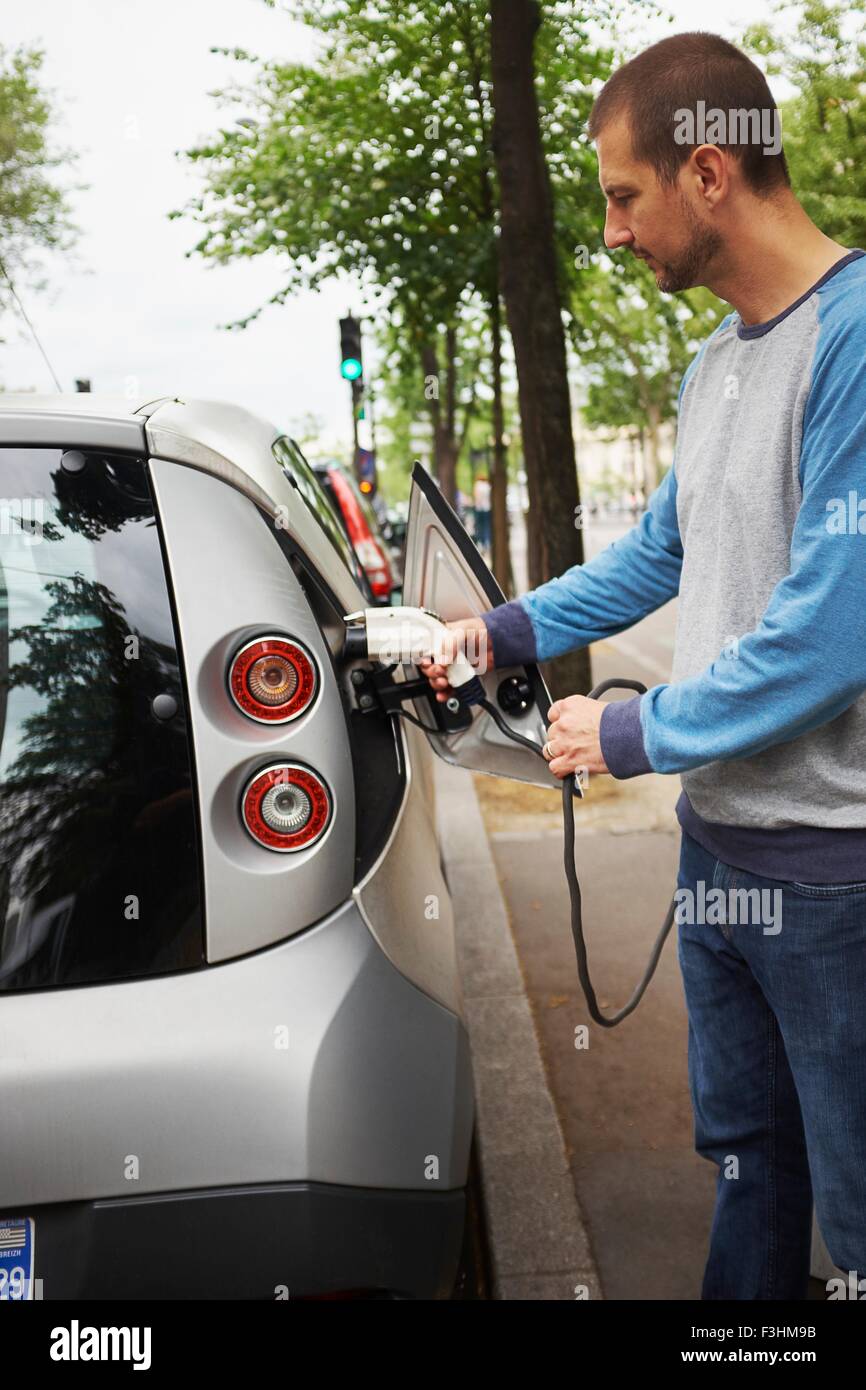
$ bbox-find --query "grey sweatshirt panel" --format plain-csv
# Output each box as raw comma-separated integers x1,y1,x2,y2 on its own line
672,295,866,828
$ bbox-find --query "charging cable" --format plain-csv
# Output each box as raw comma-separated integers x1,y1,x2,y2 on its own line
344,609,677,1027
393,678,677,1028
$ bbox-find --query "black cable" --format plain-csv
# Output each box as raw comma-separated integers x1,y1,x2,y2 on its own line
562,768,677,1027
390,676,677,1025
479,681,676,1028
390,707,441,735
477,695,550,755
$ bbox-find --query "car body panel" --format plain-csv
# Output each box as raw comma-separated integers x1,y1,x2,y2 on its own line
144,398,366,619
402,462,558,790
0,395,150,453
148,457,356,963
354,715,461,1015
0,393,366,620
0,395,475,1298
0,898,473,1208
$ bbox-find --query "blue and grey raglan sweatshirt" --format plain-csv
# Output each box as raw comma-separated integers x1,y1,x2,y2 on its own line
484,249,866,883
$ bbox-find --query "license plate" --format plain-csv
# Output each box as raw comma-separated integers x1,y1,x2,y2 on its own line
0,1217,35,1300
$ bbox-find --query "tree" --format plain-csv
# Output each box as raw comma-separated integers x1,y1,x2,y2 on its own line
490,0,592,697
175,1,526,587
175,1,624,607
572,263,725,487
745,0,866,245
576,0,866,462
180,27,471,438
0,44,76,322
385,306,481,507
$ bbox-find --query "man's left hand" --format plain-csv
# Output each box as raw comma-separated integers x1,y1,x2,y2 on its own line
544,695,609,778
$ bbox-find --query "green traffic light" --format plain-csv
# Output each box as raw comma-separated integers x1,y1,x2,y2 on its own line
341,357,363,381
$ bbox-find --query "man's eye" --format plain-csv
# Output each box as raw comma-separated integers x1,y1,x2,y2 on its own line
615,194,633,206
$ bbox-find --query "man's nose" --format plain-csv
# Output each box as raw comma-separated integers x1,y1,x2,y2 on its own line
603,209,634,251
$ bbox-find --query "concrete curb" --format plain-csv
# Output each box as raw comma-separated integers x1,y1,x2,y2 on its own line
435,757,603,1300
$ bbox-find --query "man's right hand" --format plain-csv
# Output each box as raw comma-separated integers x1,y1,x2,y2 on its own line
419,617,493,702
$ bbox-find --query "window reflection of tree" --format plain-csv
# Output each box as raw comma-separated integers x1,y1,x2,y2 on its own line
0,454,197,987
51,453,154,539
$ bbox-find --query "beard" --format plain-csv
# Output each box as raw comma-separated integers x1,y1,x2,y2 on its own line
642,194,722,293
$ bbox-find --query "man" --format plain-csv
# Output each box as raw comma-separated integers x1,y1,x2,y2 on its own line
472,472,492,552
421,31,866,1300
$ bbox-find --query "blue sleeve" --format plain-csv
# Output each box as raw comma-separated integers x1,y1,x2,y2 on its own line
601,306,866,779
483,460,683,667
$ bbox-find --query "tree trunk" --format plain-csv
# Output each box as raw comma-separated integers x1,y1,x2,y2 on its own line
421,337,458,505
489,0,591,697
489,288,514,596
646,401,663,490
459,7,514,597
524,465,543,589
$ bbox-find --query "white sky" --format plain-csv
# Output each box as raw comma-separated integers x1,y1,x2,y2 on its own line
0,0,780,455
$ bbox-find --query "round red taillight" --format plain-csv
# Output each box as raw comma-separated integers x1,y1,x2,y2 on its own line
241,763,332,852
229,636,318,723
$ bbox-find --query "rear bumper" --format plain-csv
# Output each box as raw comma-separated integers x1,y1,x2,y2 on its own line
27,1182,466,1300
0,899,474,1206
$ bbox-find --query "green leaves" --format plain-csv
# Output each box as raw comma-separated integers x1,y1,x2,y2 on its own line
0,43,77,296
743,0,866,246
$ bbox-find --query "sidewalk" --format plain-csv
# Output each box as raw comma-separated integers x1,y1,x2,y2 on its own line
443,633,837,1298
473,636,714,1299
435,753,603,1300
433,631,704,1299
447,517,838,1295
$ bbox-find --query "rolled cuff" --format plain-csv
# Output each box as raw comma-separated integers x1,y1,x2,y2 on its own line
482,599,538,668
599,695,653,779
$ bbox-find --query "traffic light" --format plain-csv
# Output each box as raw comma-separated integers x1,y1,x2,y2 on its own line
339,315,363,382
358,448,376,497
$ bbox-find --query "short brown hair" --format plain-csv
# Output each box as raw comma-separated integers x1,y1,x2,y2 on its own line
588,32,790,195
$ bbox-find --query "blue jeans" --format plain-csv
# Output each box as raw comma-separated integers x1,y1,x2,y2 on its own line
677,829,866,1299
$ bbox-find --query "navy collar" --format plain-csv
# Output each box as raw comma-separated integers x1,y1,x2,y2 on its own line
736,248,866,339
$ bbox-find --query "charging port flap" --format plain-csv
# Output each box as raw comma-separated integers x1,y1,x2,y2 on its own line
401,463,558,791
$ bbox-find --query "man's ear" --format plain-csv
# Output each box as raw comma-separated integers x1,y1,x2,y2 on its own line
689,143,728,208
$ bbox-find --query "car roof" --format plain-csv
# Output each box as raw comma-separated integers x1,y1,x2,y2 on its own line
0,393,365,612
0,392,279,456
0,392,170,419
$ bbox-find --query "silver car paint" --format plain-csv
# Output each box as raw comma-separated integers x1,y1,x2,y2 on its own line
0,898,473,1206
0,394,474,1210
145,397,364,620
146,412,467,1009
354,715,463,1016
402,473,556,790
148,457,355,963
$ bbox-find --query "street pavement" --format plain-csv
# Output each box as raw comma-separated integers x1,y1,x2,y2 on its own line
467,508,833,1298
478,510,716,1299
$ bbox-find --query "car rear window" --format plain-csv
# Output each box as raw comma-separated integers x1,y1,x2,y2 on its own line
0,447,204,991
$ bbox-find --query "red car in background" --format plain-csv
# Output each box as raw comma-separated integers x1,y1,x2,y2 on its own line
313,462,396,602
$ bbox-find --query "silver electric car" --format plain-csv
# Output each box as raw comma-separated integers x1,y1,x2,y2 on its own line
0,394,553,1300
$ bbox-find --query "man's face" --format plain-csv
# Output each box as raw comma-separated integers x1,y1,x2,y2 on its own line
595,113,722,293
